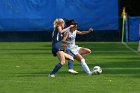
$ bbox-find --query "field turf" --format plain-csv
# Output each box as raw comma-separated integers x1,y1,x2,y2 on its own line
0,42,140,93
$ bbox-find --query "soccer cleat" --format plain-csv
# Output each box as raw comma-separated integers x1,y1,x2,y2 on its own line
88,70,95,76
48,74,55,78
68,69,79,74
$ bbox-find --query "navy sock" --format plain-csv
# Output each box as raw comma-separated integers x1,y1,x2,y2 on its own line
68,60,74,69
50,63,62,75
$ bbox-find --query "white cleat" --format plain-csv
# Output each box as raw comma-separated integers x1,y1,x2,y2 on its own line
48,74,55,78
88,70,95,76
68,69,79,74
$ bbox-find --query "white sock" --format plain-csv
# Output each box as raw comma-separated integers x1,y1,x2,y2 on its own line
81,58,91,75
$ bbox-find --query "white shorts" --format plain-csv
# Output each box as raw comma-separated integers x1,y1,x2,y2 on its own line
66,45,81,56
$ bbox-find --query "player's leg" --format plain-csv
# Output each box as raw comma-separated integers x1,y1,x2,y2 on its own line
66,49,74,70
78,47,92,58
65,50,78,74
75,53,92,75
49,51,66,77
66,47,82,70
63,52,74,61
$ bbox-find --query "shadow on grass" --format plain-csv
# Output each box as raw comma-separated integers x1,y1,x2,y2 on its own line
15,69,140,78
15,61,140,77
104,68,140,74
99,57,140,60
132,74,140,78
9,52,52,55
16,71,70,77
0,48,51,50
95,61,140,68
87,61,140,74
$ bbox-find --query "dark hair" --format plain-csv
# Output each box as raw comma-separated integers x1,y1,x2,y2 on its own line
65,19,78,27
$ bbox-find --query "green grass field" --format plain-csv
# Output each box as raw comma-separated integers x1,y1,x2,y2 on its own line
0,42,140,93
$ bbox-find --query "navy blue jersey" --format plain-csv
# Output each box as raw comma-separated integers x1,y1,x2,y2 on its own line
52,27,64,45
52,27,64,56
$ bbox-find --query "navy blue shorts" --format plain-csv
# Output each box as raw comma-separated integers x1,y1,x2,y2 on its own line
52,42,64,56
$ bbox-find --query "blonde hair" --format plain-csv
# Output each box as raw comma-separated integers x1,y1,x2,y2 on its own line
52,18,65,37
53,18,65,28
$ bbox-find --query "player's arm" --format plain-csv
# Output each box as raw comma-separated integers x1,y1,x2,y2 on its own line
58,25,74,33
61,32,70,44
76,28,93,35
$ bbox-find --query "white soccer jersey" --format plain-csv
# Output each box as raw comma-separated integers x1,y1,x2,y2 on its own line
65,30,82,55
66,30,77,49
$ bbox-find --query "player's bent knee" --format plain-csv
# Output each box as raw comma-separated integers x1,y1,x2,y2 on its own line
70,56,74,61
60,61,65,65
87,49,92,54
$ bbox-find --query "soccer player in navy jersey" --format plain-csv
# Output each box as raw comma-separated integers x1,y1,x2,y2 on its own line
48,18,75,77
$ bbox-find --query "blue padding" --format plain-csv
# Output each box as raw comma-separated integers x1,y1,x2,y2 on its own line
129,17,140,41
0,0,119,31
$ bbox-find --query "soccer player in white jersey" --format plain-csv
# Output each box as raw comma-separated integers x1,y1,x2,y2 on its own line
62,21,94,76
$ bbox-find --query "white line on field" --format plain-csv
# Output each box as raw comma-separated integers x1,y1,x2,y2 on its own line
122,42,140,56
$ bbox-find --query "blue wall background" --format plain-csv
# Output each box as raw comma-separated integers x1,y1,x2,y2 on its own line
0,0,119,31
128,17,140,41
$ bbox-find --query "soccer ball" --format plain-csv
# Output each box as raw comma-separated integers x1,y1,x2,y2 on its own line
93,66,102,75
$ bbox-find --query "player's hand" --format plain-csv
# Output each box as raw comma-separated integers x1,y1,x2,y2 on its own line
70,25,75,28
88,28,93,32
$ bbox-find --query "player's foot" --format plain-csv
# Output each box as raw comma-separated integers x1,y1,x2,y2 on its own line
48,74,55,78
68,69,78,74
88,70,95,76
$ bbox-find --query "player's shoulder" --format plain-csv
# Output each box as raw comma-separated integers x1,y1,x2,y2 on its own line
64,29,70,35
75,30,79,33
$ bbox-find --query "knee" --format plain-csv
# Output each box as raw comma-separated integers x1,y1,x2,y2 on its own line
60,58,66,65
87,49,92,54
60,61,65,65
81,58,85,62
70,56,74,61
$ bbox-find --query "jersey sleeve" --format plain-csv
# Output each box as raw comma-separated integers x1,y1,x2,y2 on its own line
64,28,70,35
